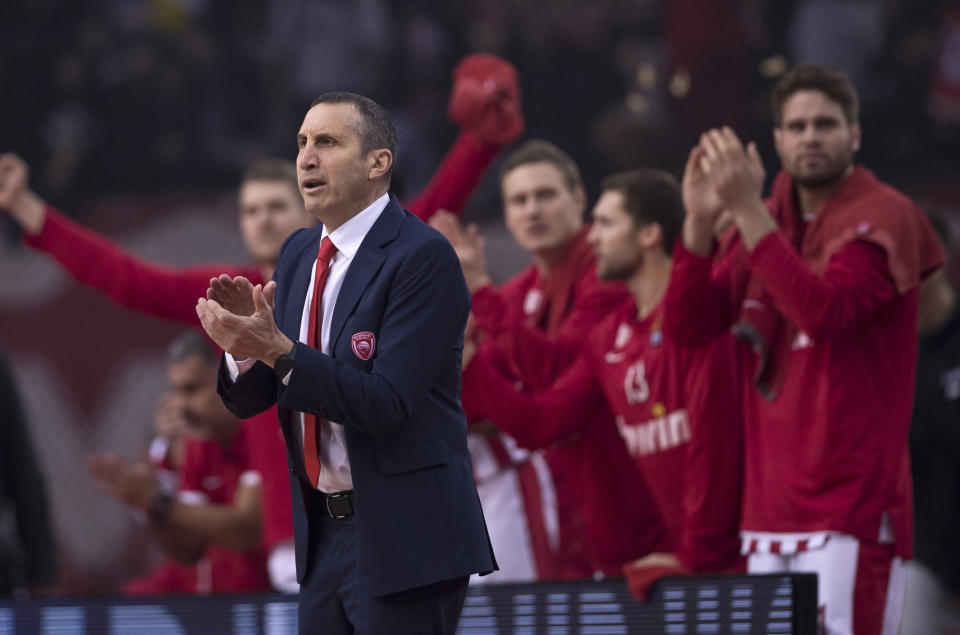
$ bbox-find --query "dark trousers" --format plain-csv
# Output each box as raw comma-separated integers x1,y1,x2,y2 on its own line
298,497,469,635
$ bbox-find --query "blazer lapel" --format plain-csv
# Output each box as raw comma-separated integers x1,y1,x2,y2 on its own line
282,228,323,340
328,197,404,351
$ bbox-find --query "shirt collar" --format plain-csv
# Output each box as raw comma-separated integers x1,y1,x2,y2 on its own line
320,192,390,260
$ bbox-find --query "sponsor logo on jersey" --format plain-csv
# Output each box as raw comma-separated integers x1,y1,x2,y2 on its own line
623,361,650,404
604,323,633,363
523,288,543,316
791,331,814,351
616,409,691,457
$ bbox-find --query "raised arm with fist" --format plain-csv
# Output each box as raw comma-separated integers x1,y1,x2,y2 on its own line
0,153,46,235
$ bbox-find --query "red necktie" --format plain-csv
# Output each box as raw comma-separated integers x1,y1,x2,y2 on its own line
304,237,338,486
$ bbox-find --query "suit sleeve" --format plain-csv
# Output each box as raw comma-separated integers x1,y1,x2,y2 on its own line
675,336,743,573
24,205,260,324
747,233,896,339
403,132,499,222
217,357,279,420
461,344,606,450
279,236,472,438
663,239,739,347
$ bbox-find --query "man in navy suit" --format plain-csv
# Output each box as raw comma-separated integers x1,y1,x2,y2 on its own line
196,92,496,634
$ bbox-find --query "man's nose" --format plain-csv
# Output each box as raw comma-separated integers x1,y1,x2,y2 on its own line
298,145,318,170
522,199,541,218
586,224,599,246
800,124,820,145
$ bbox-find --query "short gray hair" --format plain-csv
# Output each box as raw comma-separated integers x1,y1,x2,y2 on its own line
167,331,216,365
310,92,398,181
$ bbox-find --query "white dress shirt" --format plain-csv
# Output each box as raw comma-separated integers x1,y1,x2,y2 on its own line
228,192,389,493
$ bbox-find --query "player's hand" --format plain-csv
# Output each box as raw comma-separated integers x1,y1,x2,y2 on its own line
206,275,258,316
699,127,765,215
680,143,725,256
681,144,723,225
0,153,46,235
629,552,685,570
154,392,189,442
197,281,292,366
430,211,491,292
89,453,160,510
448,53,525,146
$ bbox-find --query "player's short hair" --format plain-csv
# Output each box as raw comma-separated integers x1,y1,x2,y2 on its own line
167,331,217,366
499,139,582,192
770,64,859,127
310,92,398,181
600,169,684,255
241,157,298,193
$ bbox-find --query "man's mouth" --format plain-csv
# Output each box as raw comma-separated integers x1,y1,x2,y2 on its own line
301,178,327,194
526,224,549,237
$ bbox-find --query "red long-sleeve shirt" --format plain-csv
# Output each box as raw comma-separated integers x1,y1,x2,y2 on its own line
176,427,271,593
465,299,743,573
465,249,631,577
665,226,922,557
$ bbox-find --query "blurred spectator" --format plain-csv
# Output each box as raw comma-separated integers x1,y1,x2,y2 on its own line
0,350,57,596
90,330,271,594
433,140,636,579
665,64,944,634
452,169,742,587
901,214,960,634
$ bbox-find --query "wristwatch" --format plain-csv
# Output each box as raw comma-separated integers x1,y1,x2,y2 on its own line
273,344,297,379
147,491,174,524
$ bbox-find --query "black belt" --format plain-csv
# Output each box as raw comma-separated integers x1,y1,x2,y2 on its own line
317,490,354,519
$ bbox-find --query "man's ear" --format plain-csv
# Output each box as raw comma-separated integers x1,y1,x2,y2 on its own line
638,222,663,251
850,121,862,153
367,149,393,181
573,185,587,214
772,126,784,162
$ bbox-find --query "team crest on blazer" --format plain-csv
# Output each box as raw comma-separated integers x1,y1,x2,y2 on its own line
351,331,376,360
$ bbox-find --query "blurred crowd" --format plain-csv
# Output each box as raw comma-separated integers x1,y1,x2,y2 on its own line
3,1,960,215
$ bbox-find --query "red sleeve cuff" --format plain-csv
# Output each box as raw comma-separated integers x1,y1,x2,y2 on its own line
22,204,59,249
746,230,789,268
673,236,717,268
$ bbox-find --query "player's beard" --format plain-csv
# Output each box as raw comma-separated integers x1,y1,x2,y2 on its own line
790,150,854,190
597,250,642,281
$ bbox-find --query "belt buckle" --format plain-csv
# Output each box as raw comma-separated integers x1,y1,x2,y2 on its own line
326,492,351,519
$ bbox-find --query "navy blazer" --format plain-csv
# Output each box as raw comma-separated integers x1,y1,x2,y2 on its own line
218,196,496,595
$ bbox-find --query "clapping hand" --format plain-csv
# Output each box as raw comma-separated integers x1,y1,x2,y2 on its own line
196,279,293,366
430,211,492,293
697,127,765,215
207,275,257,316
89,453,159,510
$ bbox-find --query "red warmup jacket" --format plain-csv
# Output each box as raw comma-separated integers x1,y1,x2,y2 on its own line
466,298,743,573
664,167,944,559
465,228,631,577
24,132,500,551
176,426,272,593
124,427,271,595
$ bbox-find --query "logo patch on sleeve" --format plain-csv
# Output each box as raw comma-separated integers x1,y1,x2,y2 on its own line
351,331,376,360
